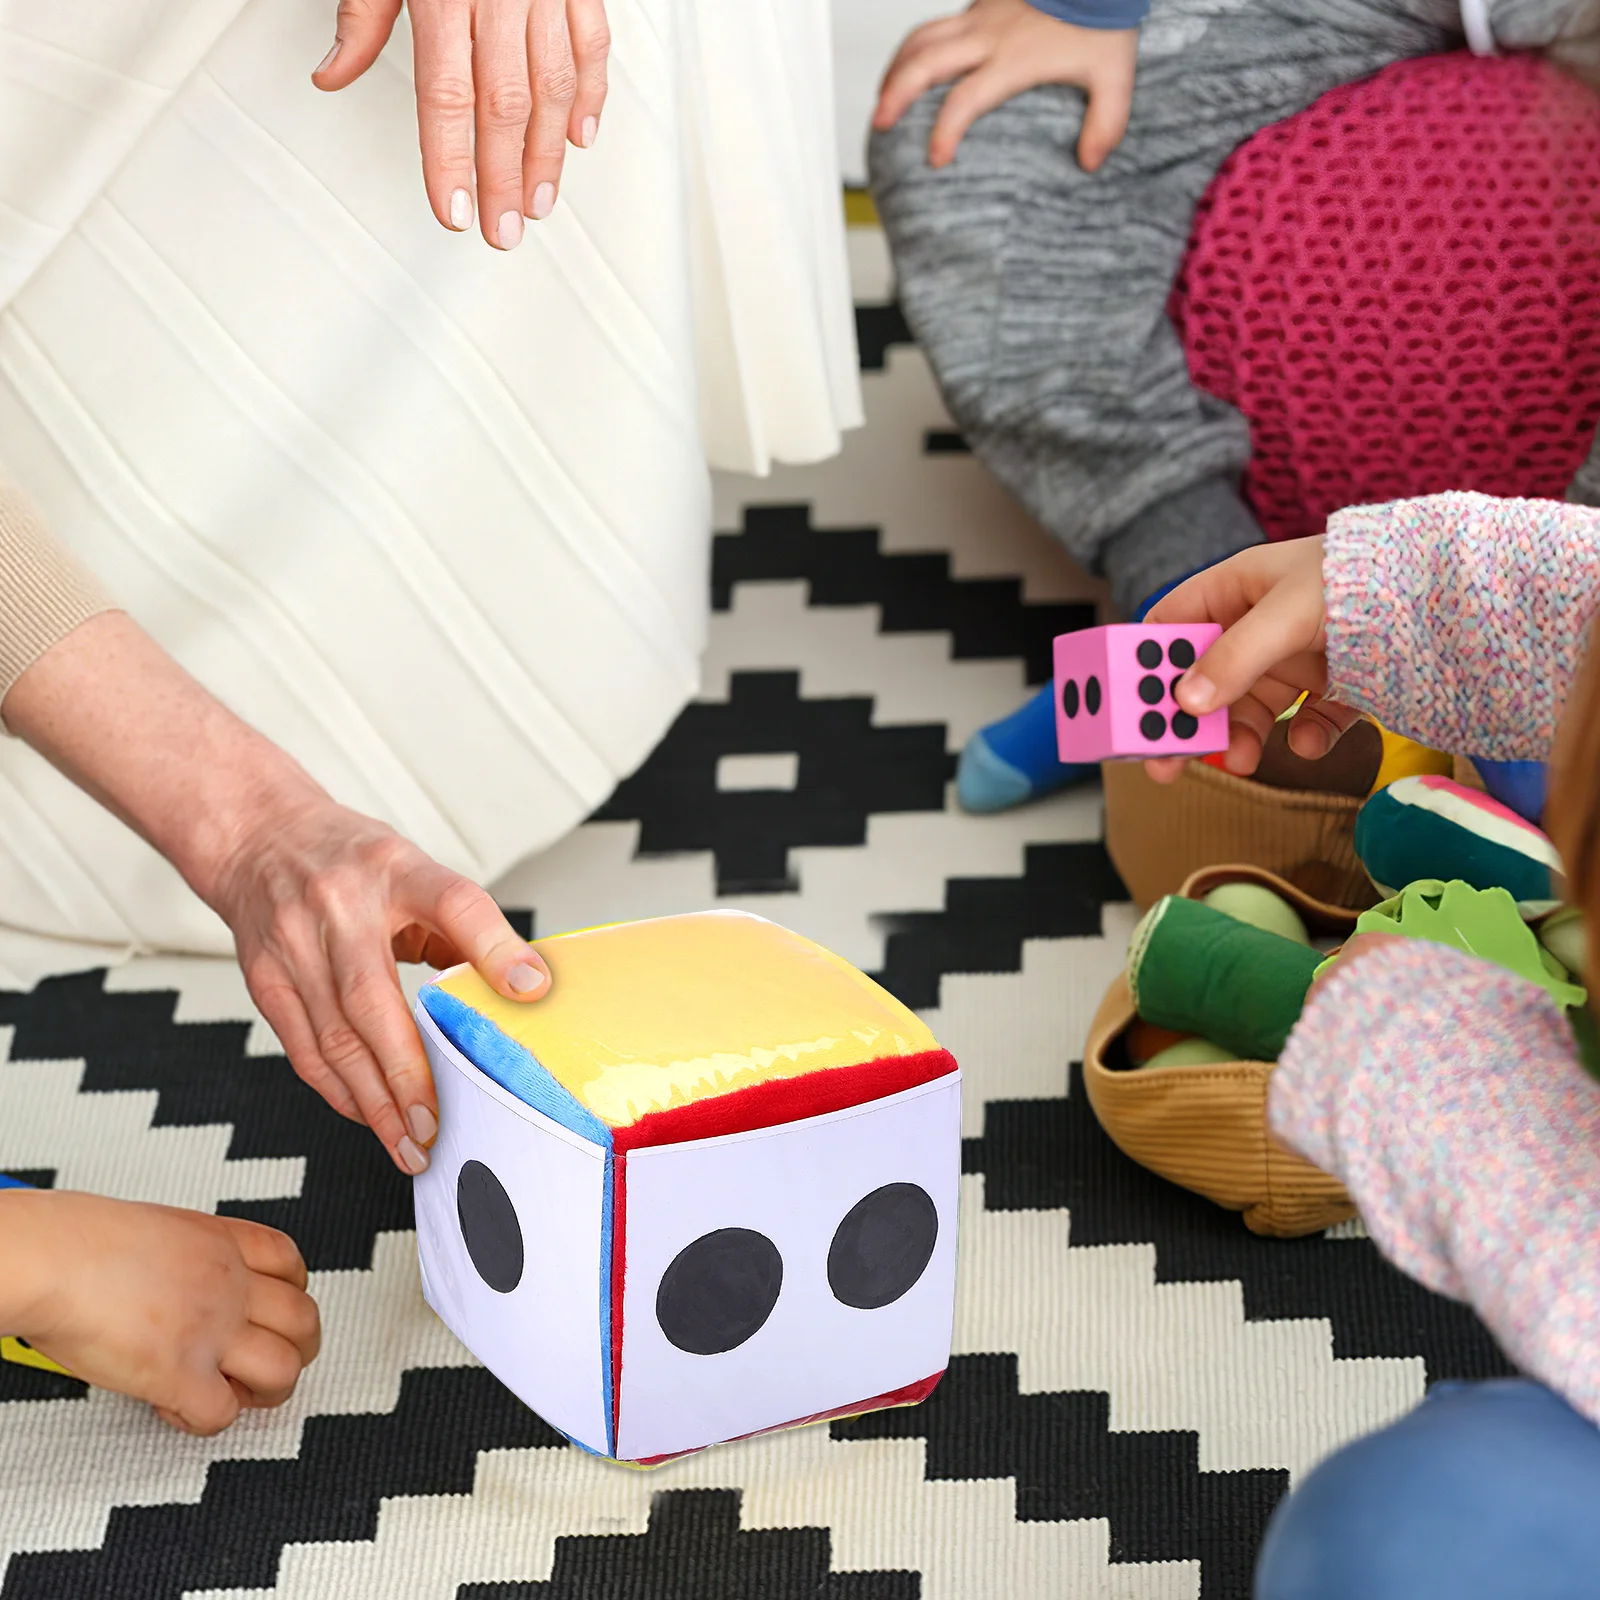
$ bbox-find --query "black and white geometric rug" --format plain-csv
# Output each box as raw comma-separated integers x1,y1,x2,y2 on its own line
0,222,1509,1600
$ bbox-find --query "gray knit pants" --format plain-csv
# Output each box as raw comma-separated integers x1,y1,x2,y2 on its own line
869,0,1594,617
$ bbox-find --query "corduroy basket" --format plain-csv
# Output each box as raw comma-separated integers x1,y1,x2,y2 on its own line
1082,863,1359,1238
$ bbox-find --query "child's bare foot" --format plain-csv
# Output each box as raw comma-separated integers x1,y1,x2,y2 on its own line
0,1188,320,1434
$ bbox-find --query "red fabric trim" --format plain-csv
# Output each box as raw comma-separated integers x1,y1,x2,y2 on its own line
627,1369,946,1467
610,1049,958,1154
609,1153,626,1452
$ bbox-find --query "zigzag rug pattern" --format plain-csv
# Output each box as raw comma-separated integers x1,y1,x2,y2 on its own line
0,225,1508,1600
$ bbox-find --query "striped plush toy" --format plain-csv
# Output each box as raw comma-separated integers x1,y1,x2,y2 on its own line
413,911,961,1466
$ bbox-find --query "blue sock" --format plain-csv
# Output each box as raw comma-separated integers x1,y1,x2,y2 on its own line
956,567,1209,814
1472,758,1548,824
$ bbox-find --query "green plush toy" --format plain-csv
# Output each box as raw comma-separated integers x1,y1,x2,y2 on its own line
1129,896,1324,1062
1324,879,1586,1012
1129,879,1590,1069
1201,882,1311,945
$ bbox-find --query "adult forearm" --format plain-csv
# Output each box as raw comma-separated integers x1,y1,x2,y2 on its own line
0,610,325,908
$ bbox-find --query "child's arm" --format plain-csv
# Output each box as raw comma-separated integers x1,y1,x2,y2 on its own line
0,1186,320,1434
1147,493,1600,780
1271,938,1600,1422
872,0,1140,172
1323,492,1600,763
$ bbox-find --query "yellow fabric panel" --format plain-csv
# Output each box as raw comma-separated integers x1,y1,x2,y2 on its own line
436,912,938,1128
1371,721,1454,793
1,1335,69,1376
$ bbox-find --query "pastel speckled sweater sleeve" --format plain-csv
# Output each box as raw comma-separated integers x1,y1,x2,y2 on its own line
1323,492,1600,762
1271,939,1600,1421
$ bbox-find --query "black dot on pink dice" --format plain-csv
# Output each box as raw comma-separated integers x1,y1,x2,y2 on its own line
1173,711,1198,739
1138,675,1163,705
1061,678,1079,719
1168,637,1196,669
1085,676,1102,714
1140,711,1166,740
1136,639,1162,669
1171,675,1185,700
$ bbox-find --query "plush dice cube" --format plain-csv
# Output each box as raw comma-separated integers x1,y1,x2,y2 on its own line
1054,623,1228,762
412,911,961,1466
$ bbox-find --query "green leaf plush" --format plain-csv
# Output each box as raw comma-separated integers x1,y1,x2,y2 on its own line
1335,879,1587,1012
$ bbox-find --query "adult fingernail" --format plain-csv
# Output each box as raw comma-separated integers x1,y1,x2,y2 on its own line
581,116,598,148
530,183,556,221
497,210,523,250
406,1105,438,1146
1180,672,1216,713
397,1136,429,1175
316,40,341,75
507,961,546,995
449,188,473,230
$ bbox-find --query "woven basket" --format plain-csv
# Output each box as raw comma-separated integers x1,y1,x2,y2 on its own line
1082,863,1359,1238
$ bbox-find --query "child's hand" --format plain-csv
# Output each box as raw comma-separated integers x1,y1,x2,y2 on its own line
1142,537,1363,783
313,0,609,246
873,0,1137,172
0,1189,320,1436
1304,932,1405,1009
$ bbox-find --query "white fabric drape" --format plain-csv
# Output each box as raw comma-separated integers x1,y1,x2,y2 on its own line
0,0,861,972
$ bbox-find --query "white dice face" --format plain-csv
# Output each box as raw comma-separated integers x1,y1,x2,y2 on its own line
414,1006,612,1455
615,1074,961,1462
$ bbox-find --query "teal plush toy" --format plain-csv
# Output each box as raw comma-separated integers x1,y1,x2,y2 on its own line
1355,775,1564,911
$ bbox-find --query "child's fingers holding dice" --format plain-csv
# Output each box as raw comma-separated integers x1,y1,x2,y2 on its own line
1284,695,1363,762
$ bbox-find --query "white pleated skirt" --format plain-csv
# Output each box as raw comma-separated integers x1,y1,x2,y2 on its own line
0,0,860,971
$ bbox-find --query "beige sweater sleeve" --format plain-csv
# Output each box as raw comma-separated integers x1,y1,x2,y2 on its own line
0,474,116,722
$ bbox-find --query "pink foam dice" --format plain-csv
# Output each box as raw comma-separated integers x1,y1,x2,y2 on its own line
1053,623,1228,762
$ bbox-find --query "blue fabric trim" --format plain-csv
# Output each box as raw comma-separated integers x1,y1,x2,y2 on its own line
417,986,613,1149
1024,0,1148,27
0,1175,27,1190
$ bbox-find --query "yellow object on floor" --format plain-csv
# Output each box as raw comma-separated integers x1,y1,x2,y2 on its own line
0,1335,69,1376
844,188,880,227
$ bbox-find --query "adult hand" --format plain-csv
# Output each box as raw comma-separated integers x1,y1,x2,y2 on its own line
872,0,1137,172
1142,537,1363,784
313,0,610,248
2,610,553,1181
208,797,551,1177
0,1190,320,1436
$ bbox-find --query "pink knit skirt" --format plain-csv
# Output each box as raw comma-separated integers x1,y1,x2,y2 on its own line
1170,51,1600,542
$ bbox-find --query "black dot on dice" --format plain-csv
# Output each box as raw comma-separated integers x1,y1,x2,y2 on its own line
1171,675,1185,701
1136,639,1163,669
1168,637,1196,669
1173,711,1199,739
1140,711,1167,740
829,1183,939,1310
1138,674,1163,705
1061,678,1079,719
1085,676,1102,715
457,1159,524,1294
656,1227,783,1354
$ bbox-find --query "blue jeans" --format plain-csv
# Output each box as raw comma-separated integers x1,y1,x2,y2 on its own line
1255,1381,1600,1598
